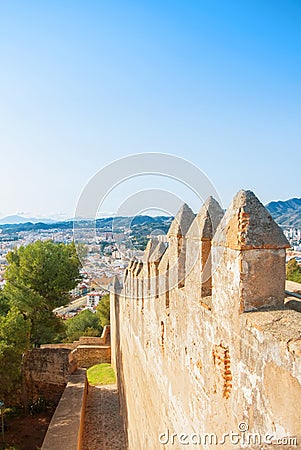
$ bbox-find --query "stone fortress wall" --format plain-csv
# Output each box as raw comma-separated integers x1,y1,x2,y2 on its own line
111,190,301,449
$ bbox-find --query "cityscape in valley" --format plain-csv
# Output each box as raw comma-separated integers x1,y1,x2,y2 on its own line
0,215,172,318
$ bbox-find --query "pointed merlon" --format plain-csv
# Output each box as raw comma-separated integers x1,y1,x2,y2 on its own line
158,246,169,271
134,261,143,277
143,238,159,263
167,203,195,238
149,241,167,263
187,196,224,240
112,275,122,292
131,260,139,273
213,190,290,250
127,257,137,270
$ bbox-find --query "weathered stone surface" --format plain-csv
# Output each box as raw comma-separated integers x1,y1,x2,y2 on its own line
212,190,288,312
213,190,290,250
133,261,143,276
24,326,111,407
142,239,158,263
112,275,122,292
74,345,111,368
110,191,300,450
167,203,195,237
166,204,195,290
187,196,224,240
42,369,87,450
186,197,224,298
149,241,167,263
22,348,76,405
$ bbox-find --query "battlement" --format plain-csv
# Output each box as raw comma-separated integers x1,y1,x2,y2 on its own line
122,189,290,313
111,190,301,449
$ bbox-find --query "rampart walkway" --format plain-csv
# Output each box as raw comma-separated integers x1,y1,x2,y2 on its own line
82,384,127,450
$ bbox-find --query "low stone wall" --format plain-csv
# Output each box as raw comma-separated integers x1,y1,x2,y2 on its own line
70,325,111,368
40,343,76,350
24,325,111,406
75,325,111,346
74,345,111,368
22,348,77,405
42,369,87,450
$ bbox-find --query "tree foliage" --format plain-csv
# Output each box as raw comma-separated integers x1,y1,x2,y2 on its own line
4,240,81,346
5,240,81,308
286,258,301,283
0,306,30,400
0,240,82,405
0,290,9,316
65,309,103,342
96,294,110,327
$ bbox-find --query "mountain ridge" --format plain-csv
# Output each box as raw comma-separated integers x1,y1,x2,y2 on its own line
266,198,301,228
0,215,57,225
1,197,300,229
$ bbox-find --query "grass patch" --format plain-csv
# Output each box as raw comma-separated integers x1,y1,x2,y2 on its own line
87,363,116,385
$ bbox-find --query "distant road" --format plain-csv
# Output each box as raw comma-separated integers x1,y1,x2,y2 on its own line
54,295,87,315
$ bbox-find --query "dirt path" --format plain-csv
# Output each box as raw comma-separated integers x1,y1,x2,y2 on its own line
82,384,127,450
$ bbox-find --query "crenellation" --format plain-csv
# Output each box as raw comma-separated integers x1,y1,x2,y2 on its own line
149,240,167,299
168,203,195,289
142,239,155,297
110,190,301,449
158,246,170,309
124,258,136,298
186,196,224,300
212,190,290,313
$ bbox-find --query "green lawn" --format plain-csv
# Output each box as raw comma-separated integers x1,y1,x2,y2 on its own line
87,363,116,385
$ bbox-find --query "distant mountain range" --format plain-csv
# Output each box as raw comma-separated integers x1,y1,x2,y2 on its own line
266,198,301,229
0,197,300,230
0,215,57,225
0,215,173,234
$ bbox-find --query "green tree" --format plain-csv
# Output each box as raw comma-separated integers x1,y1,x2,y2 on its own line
96,294,110,327
0,290,9,316
4,240,81,346
0,306,30,401
65,309,103,342
286,258,301,283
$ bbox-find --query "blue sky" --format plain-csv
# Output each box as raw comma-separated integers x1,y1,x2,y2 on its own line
0,1,300,218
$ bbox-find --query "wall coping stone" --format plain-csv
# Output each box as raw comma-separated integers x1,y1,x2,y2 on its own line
41,368,87,450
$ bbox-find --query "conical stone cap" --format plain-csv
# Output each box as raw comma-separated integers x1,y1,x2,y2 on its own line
213,190,290,250
167,203,195,238
187,196,224,240
112,275,122,292
143,238,159,263
149,241,167,263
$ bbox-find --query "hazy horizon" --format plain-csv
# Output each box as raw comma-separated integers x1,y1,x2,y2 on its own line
1,195,301,224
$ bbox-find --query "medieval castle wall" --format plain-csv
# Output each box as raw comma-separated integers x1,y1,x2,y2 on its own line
110,190,301,449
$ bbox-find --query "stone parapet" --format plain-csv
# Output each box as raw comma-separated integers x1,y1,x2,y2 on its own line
110,190,300,449
42,369,87,450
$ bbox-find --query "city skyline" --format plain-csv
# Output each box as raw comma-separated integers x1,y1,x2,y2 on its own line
0,1,300,218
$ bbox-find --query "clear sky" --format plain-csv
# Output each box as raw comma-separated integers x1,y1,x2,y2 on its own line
0,0,300,218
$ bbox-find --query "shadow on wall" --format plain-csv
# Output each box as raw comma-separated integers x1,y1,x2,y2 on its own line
113,279,129,449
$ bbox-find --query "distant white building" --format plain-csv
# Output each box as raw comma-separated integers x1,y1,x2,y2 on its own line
86,292,101,308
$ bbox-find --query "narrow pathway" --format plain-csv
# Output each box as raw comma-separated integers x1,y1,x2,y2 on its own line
82,384,127,450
